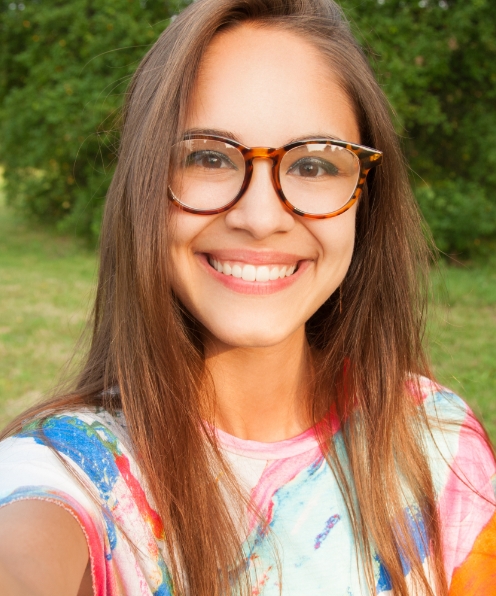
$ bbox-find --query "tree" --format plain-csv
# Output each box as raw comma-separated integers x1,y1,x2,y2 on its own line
0,0,177,237
340,0,496,255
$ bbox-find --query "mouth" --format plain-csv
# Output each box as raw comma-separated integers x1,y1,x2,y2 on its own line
207,256,299,282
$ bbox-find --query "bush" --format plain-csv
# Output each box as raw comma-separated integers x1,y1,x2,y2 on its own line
0,0,181,239
340,0,496,258
415,180,496,257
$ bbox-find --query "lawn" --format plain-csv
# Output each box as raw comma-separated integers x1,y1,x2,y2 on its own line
0,199,495,442
0,200,96,428
428,261,496,441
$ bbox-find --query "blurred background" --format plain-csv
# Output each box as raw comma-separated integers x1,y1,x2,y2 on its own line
0,0,495,438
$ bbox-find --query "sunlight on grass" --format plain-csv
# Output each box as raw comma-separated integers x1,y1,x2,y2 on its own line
428,262,496,442
0,189,96,427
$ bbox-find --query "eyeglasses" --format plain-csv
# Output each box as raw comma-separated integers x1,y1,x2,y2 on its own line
168,134,382,219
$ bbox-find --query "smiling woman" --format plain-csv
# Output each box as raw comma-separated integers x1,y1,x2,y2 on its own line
0,1,495,596
170,29,365,353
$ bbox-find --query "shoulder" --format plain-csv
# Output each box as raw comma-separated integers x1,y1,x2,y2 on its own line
411,376,495,487
0,407,130,465
0,412,170,593
0,408,134,511
412,377,496,588
410,375,471,422
15,407,130,453
410,375,490,446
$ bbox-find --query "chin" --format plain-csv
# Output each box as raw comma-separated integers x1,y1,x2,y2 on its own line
204,321,300,349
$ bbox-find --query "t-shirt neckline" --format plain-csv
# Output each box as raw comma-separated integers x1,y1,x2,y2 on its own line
215,426,321,460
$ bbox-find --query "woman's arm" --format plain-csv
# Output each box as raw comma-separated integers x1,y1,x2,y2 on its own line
0,500,90,596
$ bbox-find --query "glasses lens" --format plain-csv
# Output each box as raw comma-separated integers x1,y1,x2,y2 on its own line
169,139,245,211
280,144,360,215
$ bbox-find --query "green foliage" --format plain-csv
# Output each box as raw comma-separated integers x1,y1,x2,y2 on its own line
0,0,177,238
1,0,496,252
416,181,496,256
339,0,496,256
342,0,496,184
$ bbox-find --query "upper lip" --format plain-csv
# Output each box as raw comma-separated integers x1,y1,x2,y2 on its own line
200,249,307,265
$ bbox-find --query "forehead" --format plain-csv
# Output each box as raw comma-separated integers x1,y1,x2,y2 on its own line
186,24,360,148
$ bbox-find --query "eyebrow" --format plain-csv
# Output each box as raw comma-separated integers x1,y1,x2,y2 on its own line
182,128,346,145
183,128,239,140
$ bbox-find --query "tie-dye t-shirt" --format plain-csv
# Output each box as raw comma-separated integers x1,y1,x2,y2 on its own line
0,377,495,595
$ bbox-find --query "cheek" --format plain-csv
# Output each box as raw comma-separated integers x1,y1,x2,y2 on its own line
169,210,197,251
168,211,205,289
307,207,357,275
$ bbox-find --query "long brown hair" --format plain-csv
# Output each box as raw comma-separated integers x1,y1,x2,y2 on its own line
2,1,455,594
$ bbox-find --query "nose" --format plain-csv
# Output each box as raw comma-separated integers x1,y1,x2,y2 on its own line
224,158,295,239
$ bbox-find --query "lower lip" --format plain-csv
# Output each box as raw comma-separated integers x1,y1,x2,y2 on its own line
198,254,309,295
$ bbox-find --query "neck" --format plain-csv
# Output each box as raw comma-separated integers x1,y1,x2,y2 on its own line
204,326,312,442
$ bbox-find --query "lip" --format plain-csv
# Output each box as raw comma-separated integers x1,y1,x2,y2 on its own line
197,252,310,295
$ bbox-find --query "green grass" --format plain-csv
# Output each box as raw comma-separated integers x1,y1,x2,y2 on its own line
428,262,496,442
0,197,495,442
0,198,96,428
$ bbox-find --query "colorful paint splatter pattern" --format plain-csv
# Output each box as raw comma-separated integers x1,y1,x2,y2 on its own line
0,378,494,594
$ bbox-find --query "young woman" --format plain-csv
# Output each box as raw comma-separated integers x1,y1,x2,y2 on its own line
0,0,494,595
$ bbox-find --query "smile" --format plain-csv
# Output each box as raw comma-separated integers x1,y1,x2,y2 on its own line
207,256,298,282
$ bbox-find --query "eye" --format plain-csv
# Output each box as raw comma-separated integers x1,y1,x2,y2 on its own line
185,150,238,171
286,157,339,178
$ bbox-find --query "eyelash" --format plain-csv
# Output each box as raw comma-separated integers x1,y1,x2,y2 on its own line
287,157,339,176
186,150,238,169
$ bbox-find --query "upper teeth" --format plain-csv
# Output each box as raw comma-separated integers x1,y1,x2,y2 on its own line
208,257,297,282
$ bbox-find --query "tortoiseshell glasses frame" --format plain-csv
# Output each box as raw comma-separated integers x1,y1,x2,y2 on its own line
168,134,383,219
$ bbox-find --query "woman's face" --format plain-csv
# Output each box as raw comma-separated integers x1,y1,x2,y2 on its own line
170,25,360,349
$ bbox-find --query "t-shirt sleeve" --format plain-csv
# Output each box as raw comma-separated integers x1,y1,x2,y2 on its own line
0,412,173,596
423,385,496,593
0,435,108,595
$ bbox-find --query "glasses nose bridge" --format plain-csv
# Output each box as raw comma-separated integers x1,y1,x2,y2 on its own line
242,147,282,197
244,146,279,164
